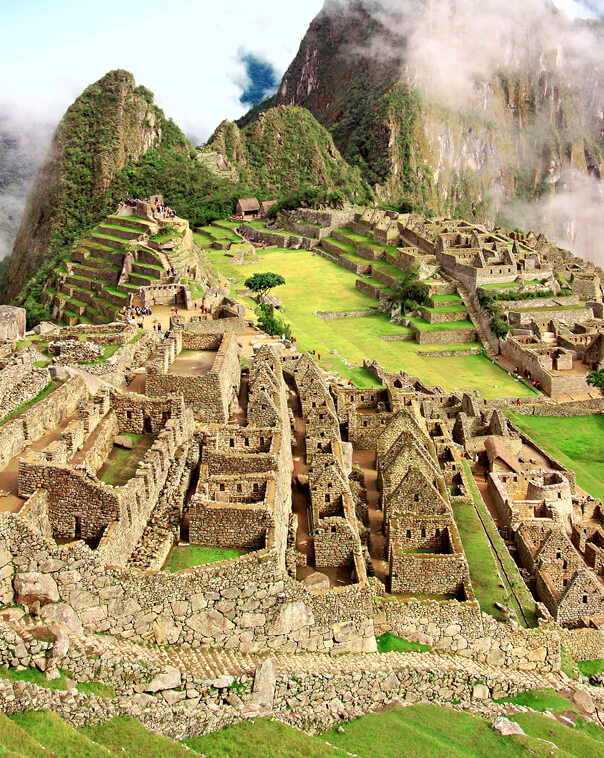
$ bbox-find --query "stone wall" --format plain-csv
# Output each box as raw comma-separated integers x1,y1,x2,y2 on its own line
314,519,355,568
413,326,477,345
0,350,50,422
147,333,241,423
374,597,561,672
188,500,270,549
0,377,88,470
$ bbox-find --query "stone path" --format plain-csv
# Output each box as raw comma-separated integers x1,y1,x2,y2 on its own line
456,281,498,357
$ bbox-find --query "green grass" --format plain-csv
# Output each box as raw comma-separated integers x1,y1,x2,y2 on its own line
422,304,468,314
0,666,69,691
9,711,107,757
452,500,510,622
184,718,341,757
0,381,57,427
495,688,578,713
98,434,155,486
167,545,248,572
506,414,604,502
512,711,604,757
376,632,431,653
462,460,538,627
322,704,580,758
0,712,49,758
81,716,198,757
431,293,463,302
577,658,604,677
409,317,475,332
205,245,535,396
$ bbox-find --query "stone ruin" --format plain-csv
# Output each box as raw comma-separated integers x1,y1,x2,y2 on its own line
0,299,602,738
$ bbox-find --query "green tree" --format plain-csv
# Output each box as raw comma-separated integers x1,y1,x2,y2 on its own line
391,264,429,316
244,272,285,304
587,369,604,390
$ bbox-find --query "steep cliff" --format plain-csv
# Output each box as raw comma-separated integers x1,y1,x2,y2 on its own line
207,105,371,202
273,0,604,221
2,70,163,300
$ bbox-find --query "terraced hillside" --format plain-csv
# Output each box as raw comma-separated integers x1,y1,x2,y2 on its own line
45,213,199,325
317,227,477,346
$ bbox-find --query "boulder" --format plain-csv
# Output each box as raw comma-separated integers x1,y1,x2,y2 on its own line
186,608,234,637
492,717,526,736
573,688,595,714
13,573,59,608
296,474,309,488
251,657,276,712
144,667,182,693
472,684,490,700
34,321,58,336
40,603,83,636
268,601,314,636
114,435,134,450
211,675,234,689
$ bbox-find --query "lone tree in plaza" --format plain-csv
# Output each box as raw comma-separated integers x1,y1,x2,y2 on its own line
391,264,429,316
587,369,604,390
244,272,285,304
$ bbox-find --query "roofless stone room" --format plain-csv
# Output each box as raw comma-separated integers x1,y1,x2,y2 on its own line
0,0,602,754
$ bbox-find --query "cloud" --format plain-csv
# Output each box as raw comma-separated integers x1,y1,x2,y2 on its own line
350,0,603,265
0,107,53,259
236,51,280,107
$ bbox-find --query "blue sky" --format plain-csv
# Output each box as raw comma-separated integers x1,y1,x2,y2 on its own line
0,0,599,141
0,0,323,140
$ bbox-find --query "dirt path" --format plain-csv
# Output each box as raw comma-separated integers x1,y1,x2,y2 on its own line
0,412,78,513
353,449,388,587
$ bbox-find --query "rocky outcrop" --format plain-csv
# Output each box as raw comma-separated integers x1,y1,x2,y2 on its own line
273,1,604,220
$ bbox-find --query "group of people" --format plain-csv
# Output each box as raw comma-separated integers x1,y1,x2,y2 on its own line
119,305,152,321
116,197,177,222
513,366,542,391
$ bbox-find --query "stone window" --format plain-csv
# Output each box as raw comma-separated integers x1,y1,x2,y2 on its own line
563,578,568,587
220,483,225,492
583,594,588,603
237,483,242,492
229,438,234,447
253,482,259,492
126,410,133,419
556,550,561,559
421,527,426,538
406,529,411,538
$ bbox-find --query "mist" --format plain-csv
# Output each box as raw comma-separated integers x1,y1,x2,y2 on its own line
357,0,604,266
0,108,54,259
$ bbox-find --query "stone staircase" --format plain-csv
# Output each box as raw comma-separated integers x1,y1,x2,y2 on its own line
456,281,499,356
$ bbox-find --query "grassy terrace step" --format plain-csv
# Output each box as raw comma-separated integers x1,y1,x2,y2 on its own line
89,232,129,250
97,224,143,240
104,284,129,299
430,293,463,304
481,278,546,290
409,318,475,332
422,304,468,314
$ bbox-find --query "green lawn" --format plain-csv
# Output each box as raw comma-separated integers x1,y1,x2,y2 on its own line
98,434,155,486
82,716,197,757
185,718,341,757
205,245,532,396
322,704,587,758
452,499,510,622
506,414,604,502
167,545,248,572
9,711,108,758
462,460,538,627
495,689,578,713
376,632,431,653
577,658,604,677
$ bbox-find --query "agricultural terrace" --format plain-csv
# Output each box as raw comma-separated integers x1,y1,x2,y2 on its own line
203,240,534,397
506,414,604,502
